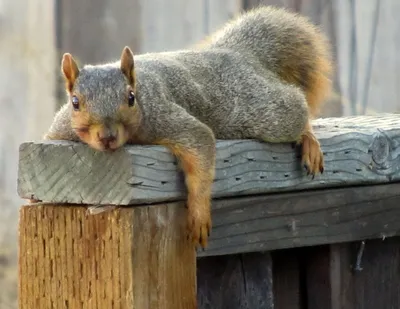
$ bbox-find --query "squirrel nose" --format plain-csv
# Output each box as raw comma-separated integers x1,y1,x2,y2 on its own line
98,131,117,148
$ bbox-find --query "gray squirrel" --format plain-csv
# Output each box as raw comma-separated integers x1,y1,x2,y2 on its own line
45,6,332,249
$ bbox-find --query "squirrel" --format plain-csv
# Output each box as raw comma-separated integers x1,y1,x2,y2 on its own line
44,6,332,249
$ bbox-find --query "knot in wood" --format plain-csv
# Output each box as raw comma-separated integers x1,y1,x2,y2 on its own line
370,132,390,166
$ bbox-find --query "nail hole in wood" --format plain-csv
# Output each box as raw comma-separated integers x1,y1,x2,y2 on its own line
356,168,362,172
161,181,167,185
224,159,230,163
235,177,241,181
333,170,339,174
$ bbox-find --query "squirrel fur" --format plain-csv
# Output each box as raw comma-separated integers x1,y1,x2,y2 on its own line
45,6,333,249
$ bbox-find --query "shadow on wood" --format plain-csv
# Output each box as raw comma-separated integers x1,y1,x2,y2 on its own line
197,252,273,309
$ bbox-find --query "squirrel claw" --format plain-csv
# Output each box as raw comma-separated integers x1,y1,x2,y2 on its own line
301,133,324,178
186,207,211,250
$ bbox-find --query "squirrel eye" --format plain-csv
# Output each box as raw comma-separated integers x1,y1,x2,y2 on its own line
128,90,135,107
71,95,80,110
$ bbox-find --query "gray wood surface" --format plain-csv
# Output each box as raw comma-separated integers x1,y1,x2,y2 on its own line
197,252,273,309
332,239,400,309
272,249,303,309
304,239,400,309
198,182,400,257
17,114,400,205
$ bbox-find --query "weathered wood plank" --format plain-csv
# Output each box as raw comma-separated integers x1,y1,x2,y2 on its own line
18,203,196,309
197,252,273,309
337,238,400,309
302,239,400,309
272,249,302,309
199,182,400,257
17,115,400,205
304,246,333,309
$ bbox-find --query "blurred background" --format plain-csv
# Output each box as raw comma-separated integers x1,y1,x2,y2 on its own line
1,0,399,307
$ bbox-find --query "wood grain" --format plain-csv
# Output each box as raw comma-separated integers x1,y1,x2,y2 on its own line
272,249,303,309
18,203,196,309
333,238,400,309
197,252,273,309
199,182,400,257
304,246,333,309
302,239,400,309
17,115,400,205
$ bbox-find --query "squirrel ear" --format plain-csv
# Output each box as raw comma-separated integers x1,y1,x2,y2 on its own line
61,53,79,92
120,46,135,85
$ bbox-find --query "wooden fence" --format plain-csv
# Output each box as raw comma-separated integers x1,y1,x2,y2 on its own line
17,114,400,308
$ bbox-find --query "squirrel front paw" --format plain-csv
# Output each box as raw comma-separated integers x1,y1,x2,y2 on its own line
300,132,324,178
186,202,211,249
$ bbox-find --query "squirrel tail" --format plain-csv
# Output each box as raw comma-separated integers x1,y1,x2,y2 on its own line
301,45,332,118
203,6,333,117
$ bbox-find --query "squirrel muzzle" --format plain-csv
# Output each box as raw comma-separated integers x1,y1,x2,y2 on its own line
84,122,129,152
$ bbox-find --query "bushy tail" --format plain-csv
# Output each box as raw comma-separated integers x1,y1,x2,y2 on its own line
202,6,333,117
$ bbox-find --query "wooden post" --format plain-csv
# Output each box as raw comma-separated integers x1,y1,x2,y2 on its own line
18,203,196,309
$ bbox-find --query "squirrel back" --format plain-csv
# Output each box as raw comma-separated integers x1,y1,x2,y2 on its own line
199,6,332,116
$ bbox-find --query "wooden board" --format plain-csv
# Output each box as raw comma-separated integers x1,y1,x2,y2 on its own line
18,203,196,309
300,239,400,309
197,252,273,309
199,182,400,257
272,249,303,309
19,182,400,258
334,238,400,309
304,246,333,309
17,114,400,205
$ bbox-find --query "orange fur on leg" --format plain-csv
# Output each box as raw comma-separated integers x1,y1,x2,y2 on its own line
157,140,215,249
300,121,324,178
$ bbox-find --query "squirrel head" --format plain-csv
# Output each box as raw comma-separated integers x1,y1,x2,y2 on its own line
61,46,141,151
